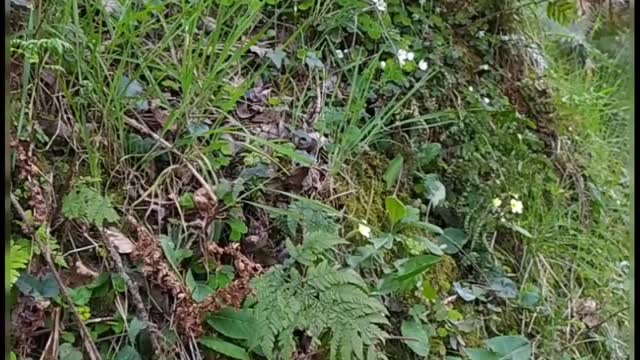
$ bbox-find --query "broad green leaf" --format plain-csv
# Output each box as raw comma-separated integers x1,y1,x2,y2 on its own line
505,222,533,238
395,255,441,282
486,336,532,360
414,222,444,235
68,287,92,306
128,317,146,343
465,348,501,360
400,319,430,356
186,270,214,303
266,48,287,69
59,343,83,360
199,337,250,360
438,228,467,254
518,284,541,307
16,273,60,299
489,277,518,299
115,345,142,360
207,308,255,340
385,196,407,226
298,0,314,10
423,174,446,206
383,155,404,189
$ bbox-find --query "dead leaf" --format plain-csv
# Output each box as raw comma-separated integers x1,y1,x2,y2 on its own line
75,261,99,279
194,187,218,217
249,45,269,58
104,228,135,254
573,298,601,328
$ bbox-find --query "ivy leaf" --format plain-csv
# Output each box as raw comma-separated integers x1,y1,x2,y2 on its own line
199,337,250,360
227,219,248,242
438,228,467,254
383,155,404,189
128,317,147,343
385,196,407,226
266,48,288,69
59,343,83,360
486,336,532,360
115,345,142,360
186,270,214,303
518,284,541,307
489,277,518,299
206,308,255,340
68,287,92,306
400,319,430,356
16,273,59,299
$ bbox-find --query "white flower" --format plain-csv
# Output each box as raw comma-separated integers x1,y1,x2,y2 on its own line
397,49,409,66
477,30,486,38
468,86,474,92
406,52,415,61
482,97,490,105
373,0,386,11
336,49,344,59
492,198,502,208
510,199,523,214
418,59,428,71
479,64,490,71
358,223,372,238
380,61,386,69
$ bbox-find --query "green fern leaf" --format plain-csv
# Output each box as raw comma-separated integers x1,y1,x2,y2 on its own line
547,0,578,26
62,184,119,227
7,240,31,289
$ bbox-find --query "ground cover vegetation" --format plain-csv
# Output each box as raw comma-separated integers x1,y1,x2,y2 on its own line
7,0,632,359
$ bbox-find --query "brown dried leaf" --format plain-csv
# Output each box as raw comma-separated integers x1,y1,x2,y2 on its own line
104,228,135,254
75,261,99,279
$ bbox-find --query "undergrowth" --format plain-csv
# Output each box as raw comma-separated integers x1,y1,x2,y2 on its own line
8,0,630,359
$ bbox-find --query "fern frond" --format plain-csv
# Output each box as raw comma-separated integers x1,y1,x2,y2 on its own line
7,240,31,289
250,260,388,360
62,184,119,227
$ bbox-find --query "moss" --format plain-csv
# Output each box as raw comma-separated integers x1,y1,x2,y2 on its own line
336,152,390,229
423,255,458,295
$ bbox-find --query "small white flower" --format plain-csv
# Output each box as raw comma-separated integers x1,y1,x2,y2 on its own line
468,86,474,92
510,199,523,214
336,49,344,59
358,223,372,238
380,61,386,69
482,97,490,105
418,59,428,71
477,30,486,38
479,64,490,71
406,52,415,61
373,0,386,11
492,198,502,208
397,49,407,60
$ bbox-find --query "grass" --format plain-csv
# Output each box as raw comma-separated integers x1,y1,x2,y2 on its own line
8,1,631,359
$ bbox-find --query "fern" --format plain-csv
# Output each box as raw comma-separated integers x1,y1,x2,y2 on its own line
250,232,389,360
7,240,32,289
62,184,120,227
34,224,67,268
274,200,339,237
547,0,578,26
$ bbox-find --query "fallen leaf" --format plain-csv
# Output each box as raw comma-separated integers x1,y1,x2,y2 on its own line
75,261,99,279
104,228,135,254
